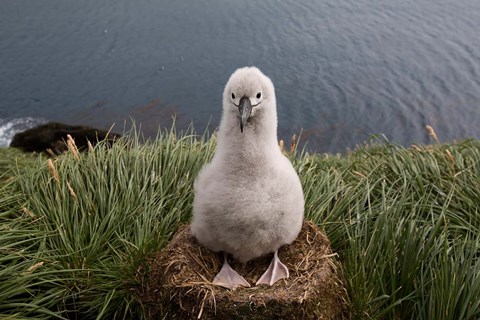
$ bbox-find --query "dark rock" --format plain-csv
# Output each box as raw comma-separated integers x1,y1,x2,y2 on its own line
10,122,121,155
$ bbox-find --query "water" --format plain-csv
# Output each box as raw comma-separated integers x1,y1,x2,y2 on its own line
1,0,480,153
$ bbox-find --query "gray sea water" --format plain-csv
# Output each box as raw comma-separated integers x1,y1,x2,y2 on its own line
1,0,480,152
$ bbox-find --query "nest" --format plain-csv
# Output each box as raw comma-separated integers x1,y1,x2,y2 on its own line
144,221,347,319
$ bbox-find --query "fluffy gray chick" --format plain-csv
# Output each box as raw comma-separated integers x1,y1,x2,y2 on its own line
191,67,304,289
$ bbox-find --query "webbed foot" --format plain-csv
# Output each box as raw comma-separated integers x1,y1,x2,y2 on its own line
213,253,250,289
256,250,289,286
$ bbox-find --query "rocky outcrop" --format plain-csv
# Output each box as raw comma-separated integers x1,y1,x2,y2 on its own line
10,122,121,155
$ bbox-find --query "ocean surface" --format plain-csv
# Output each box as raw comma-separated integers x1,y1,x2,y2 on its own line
1,0,480,153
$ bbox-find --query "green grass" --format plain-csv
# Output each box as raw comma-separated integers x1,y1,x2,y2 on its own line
1,127,480,319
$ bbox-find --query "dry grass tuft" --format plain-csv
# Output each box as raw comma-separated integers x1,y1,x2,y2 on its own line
144,221,347,319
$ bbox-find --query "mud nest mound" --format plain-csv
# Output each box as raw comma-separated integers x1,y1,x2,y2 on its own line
144,221,347,319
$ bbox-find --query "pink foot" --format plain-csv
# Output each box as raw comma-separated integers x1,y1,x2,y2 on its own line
213,253,250,289
256,250,289,286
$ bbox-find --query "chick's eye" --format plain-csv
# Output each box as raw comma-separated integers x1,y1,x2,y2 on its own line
231,93,236,99
256,92,262,99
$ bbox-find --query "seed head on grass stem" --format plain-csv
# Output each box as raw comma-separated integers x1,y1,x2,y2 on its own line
66,181,77,200
426,125,440,144
47,159,59,183
66,134,80,160
290,134,297,154
445,149,454,164
24,262,45,275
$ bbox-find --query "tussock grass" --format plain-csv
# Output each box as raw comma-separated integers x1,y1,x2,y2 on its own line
297,139,480,319
0,126,215,319
1,127,480,319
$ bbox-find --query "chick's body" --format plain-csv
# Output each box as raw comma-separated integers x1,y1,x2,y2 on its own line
191,67,304,264
192,141,303,263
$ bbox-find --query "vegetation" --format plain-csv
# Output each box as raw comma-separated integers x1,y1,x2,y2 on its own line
1,126,480,319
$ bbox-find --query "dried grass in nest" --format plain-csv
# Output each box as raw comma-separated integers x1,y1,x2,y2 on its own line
144,221,347,319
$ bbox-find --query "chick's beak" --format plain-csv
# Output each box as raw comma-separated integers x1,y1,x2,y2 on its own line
238,96,252,133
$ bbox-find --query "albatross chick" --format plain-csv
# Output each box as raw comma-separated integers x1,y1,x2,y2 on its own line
191,67,304,289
